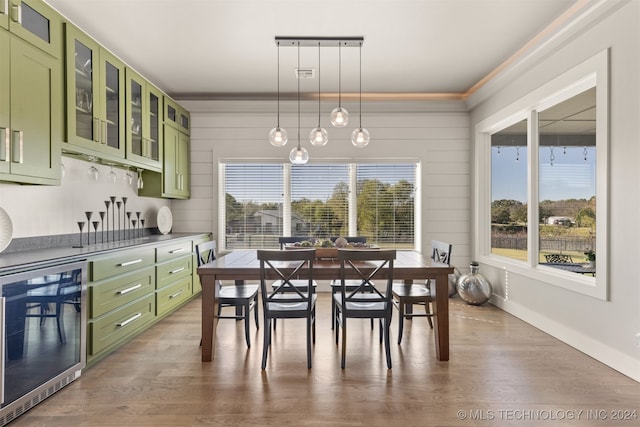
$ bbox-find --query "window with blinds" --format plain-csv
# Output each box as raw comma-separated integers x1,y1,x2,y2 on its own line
356,164,416,249
222,162,417,250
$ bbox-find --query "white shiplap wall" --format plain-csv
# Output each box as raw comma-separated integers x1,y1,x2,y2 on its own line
172,99,471,268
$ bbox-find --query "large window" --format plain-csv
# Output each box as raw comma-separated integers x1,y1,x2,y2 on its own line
476,50,607,299
221,162,417,250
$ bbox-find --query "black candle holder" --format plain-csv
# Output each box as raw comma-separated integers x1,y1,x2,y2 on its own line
122,197,128,239
126,212,132,240
131,219,137,238
74,221,85,248
104,200,111,242
99,211,106,243
92,221,100,244
140,219,145,238
116,201,122,241
135,212,141,238
85,212,93,246
110,196,116,242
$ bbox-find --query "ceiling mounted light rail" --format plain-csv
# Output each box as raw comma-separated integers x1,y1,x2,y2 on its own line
269,36,368,165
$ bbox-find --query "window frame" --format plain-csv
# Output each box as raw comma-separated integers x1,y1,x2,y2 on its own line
474,49,609,300
219,159,421,252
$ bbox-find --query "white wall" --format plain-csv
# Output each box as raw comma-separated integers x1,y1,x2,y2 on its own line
0,156,168,240
469,0,640,381
172,99,472,268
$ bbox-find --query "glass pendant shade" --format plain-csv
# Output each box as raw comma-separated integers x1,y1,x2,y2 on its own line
309,127,328,146
269,126,288,147
330,107,349,127
289,145,309,165
351,127,370,147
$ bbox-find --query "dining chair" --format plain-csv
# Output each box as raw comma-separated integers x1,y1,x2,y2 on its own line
196,240,259,348
391,240,452,344
24,270,82,344
258,249,317,369
334,248,396,369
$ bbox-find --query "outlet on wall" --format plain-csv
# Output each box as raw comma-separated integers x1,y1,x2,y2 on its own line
635,333,640,350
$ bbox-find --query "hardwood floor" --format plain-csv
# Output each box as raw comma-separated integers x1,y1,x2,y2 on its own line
11,294,639,426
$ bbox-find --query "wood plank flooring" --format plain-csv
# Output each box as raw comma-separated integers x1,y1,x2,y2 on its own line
11,294,640,426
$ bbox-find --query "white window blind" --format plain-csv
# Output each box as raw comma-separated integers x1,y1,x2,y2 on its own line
222,161,417,249
290,164,349,238
356,164,416,249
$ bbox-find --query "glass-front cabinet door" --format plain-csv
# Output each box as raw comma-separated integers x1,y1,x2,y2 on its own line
125,68,162,171
65,24,125,158
5,0,61,58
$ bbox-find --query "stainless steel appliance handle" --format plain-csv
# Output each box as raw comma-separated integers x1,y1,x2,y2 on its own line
1,296,5,404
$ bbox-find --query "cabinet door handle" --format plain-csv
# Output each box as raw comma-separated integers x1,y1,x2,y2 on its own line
10,2,19,23
169,248,185,254
117,283,142,295
119,259,142,267
93,118,101,143
11,130,23,164
169,289,184,299
102,120,107,145
0,127,8,162
170,267,185,275
116,312,142,327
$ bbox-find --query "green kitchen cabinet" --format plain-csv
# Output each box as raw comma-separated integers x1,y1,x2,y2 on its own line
163,124,190,199
4,0,62,58
0,29,61,184
164,97,190,136
64,24,125,160
125,68,162,171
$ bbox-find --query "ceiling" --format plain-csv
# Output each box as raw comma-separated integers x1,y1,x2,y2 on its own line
45,0,582,101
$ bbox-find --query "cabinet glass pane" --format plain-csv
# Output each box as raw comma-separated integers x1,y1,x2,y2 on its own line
179,113,188,130
130,80,142,156
149,92,159,161
167,104,176,122
74,40,93,141
21,3,49,43
104,61,120,149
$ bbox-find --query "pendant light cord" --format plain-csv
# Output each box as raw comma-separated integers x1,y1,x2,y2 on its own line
359,41,362,128
317,42,321,127
338,42,342,108
276,41,281,127
297,41,301,149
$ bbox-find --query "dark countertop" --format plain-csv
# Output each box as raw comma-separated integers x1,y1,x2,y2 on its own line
0,233,210,275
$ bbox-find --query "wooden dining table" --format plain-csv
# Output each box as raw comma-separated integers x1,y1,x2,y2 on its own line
197,249,454,362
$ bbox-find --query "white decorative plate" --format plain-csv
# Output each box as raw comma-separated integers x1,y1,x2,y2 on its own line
157,206,173,235
0,207,13,253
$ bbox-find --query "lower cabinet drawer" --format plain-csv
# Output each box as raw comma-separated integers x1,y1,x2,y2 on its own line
90,248,155,281
156,256,192,289
156,277,192,316
89,294,155,355
89,267,155,318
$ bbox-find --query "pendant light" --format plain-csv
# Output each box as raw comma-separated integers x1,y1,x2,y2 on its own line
269,41,288,147
309,42,328,146
290,42,309,165
351,41,370,147
330,42,349,127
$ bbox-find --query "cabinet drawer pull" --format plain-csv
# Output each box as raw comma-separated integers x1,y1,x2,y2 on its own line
170,267,185,275
169,289,184,299
11,130,23,164
118,259,142,267
116,312,142,327
0,127,8,162
169,248,185,254
117,283,142,295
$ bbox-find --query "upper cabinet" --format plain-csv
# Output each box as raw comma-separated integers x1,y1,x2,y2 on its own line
165,97,190,136
0,0,62,185
64,24,125,160
125,68,162,171
3,0,62,58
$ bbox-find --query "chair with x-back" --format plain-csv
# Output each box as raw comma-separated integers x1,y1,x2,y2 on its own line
334,248,396,369
258,248,317,369
196,240,259,348
391,240,452,344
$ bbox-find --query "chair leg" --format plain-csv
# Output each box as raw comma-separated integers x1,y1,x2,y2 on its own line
55,303,67,344
253,298,260,329
262,318,271,370
341,318,347,369
306,316,313,369
425,302,433,329
331,291,335,330
244,302,251,348
398,301,405,344
384,316,392,369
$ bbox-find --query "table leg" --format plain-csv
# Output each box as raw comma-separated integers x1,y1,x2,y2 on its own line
432,272,450,361
201,274,218,362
